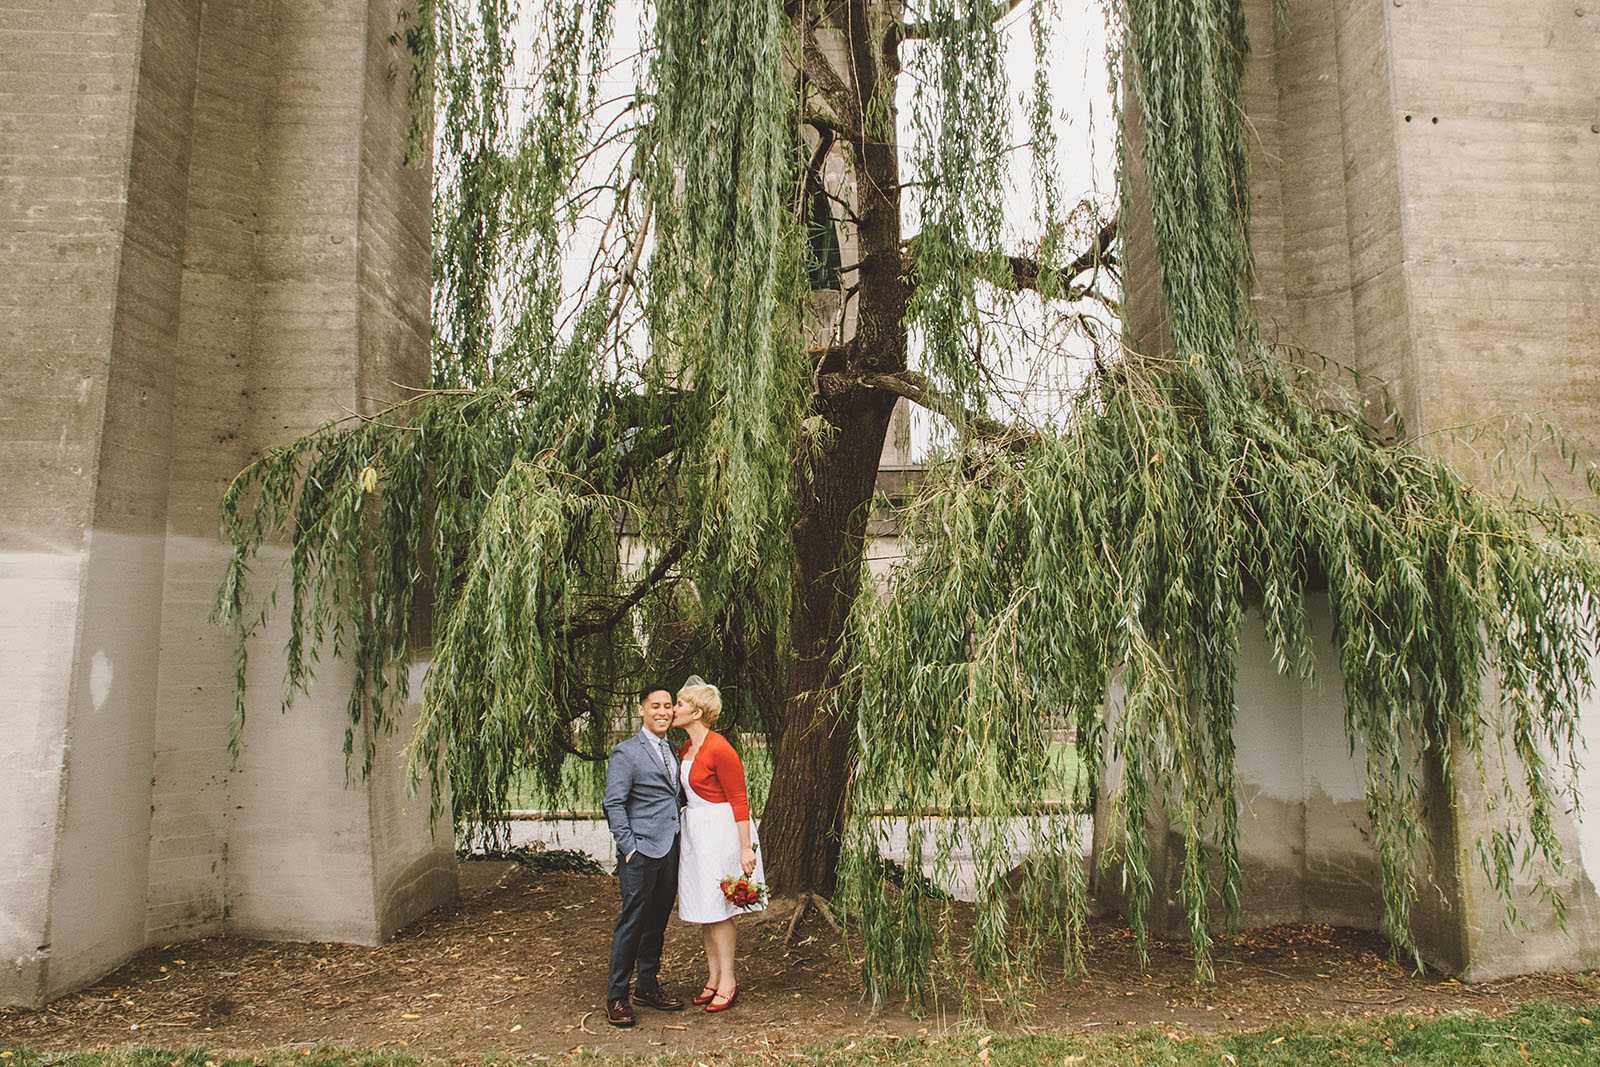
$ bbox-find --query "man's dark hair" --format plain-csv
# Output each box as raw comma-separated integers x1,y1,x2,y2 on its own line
637,683,674,704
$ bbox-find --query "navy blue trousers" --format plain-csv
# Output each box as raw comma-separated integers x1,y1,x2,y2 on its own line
608,839,679,1002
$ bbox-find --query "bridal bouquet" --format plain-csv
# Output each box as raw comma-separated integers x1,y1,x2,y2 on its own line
720,874,767,909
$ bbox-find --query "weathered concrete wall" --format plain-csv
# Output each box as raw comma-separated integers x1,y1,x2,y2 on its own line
1108,0,1600,977
2,0,196,1005
1091,599,1381,937
1,0,454,1009
1381,0,1599,479
145,0,271,948
1255,0,1599,471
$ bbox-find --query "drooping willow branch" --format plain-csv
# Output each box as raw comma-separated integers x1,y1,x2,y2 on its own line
888,0,1027,46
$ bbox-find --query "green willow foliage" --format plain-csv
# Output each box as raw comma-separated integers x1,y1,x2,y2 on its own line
642,0,808,628
216,0,804,825
838,0,1600,1002
904,0,1080,418
903,0,1012,408
843,351,1600,996
217,0,1600,1006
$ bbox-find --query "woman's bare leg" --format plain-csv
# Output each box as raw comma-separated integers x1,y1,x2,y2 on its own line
701,922,723,993
707,919,737,996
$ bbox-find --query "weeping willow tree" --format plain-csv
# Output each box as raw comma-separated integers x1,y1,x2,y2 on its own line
217,0,1600,998
837,0,1600,1000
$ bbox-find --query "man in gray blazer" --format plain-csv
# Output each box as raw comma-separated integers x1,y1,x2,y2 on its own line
601,683,686,1026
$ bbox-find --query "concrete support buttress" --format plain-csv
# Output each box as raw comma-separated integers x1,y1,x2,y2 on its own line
0,0,455,1008
1103,0,1600,978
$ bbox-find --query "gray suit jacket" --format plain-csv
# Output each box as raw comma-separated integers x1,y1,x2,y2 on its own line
603,728,684,860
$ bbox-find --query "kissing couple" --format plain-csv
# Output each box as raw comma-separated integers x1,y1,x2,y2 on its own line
600,676,766,1027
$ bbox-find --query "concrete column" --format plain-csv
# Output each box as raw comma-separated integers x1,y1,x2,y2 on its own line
1107,0,1600,979
144,0,267,949
1,0,454,1008
216,0,454,947
2,0,200,1006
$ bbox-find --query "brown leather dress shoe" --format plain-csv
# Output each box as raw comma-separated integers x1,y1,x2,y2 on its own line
606,999,636,1027
632,986,685,1011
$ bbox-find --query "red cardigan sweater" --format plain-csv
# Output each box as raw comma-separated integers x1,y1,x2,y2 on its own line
678,730,751,822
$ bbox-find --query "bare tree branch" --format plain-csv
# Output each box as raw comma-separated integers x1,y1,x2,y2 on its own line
821,186,864,228
601,202,652,341
902,218,1119,300
564,539,690,640
802,111,854,141
555,731,609,762
856,370,1036,449
794,23,860,137
1062,218,1119,281
1001,218,1121,293
797,120,836,218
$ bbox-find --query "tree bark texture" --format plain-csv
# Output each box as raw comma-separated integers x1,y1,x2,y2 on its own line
760,382,897,894
760,1,907,895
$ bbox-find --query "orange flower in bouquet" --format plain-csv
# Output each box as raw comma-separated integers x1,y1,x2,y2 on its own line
719,874,767,909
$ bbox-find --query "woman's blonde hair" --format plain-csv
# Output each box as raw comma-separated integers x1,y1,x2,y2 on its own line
677,683,722,728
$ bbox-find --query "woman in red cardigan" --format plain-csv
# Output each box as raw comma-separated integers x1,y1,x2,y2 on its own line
671,678,765,1012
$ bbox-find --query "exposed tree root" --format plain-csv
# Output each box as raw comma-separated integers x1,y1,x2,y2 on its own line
777,892,840,947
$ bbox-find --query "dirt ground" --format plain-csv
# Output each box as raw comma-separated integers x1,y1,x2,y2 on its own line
4,862,1596,1060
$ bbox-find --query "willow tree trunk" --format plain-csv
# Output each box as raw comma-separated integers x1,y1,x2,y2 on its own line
759,2,907,895
760,386,897,894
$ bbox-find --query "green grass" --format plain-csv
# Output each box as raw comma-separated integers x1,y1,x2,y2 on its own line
7,1002,1596,1066
502,740,1083,815
499,736,775,813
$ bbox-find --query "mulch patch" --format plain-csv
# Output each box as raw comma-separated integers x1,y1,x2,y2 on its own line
3,864,1595,1059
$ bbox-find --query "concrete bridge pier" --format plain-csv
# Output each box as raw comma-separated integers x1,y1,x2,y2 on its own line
1104,0,1600,978
1,0,455,1008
